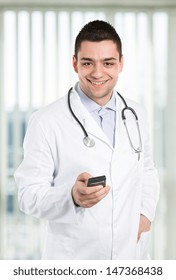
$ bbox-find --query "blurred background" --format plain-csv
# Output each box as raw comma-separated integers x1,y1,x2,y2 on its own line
0,0,176,259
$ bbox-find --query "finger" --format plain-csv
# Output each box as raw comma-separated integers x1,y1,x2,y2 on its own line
79,186,110,207
82,191,110,208
83,186,110,199
79,184,105,195
77,172,92,182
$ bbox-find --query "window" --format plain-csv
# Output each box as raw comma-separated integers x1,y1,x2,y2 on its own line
0,4,174,259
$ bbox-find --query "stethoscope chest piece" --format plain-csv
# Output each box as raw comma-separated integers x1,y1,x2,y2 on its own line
83,136,95,147
68,88,142,154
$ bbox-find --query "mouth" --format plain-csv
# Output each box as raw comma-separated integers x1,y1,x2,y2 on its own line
87,79,108,85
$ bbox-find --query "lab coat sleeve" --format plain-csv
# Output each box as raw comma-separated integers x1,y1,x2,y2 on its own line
14,114,83,223
140,110,160,222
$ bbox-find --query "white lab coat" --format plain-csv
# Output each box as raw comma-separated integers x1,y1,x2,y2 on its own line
14,84,160,260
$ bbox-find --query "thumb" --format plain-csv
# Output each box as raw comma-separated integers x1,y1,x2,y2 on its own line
77,172,92,183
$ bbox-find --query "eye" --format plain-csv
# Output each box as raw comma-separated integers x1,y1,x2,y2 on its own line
104,62,114,67
82,62,92,67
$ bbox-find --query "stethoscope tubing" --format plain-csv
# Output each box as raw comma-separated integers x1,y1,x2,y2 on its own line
68,88,89,138
68,87,142,153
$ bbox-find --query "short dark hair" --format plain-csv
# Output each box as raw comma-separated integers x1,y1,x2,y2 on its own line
74,20,122,60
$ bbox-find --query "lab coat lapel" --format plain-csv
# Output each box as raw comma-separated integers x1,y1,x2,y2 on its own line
70,88,113,149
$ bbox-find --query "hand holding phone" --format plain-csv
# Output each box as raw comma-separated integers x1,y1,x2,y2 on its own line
87,175,106,187
72,173,109,208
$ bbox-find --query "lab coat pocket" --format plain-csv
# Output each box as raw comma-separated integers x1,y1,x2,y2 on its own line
42,230,72,259
136,230,151,259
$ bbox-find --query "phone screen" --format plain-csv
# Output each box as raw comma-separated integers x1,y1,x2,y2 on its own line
87,175,106,187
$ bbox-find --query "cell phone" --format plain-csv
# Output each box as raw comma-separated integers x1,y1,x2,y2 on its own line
87,175,106,187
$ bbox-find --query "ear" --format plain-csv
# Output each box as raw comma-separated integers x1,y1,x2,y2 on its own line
119,55,124,73
72,55,78,73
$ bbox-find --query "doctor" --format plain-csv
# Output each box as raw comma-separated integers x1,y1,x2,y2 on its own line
14,20,160,259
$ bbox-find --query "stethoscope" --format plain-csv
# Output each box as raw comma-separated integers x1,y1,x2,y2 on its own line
68,88,142,156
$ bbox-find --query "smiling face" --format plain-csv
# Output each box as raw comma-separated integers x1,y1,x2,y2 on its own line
73,40,123,106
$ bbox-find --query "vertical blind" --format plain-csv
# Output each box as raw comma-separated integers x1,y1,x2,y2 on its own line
0,6,172,259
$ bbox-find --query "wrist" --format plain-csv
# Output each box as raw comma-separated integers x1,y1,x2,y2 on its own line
71,188,80,207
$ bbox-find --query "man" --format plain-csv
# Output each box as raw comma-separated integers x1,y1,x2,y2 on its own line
14,20,160,259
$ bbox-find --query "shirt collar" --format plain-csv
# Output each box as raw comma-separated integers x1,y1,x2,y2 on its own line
76,82,116,113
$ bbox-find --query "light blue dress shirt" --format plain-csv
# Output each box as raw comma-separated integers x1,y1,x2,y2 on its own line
76,83,116,147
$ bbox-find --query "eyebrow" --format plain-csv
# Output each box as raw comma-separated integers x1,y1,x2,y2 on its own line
80,57,117,61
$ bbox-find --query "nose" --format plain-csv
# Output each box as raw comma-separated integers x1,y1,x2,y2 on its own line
90,63,103,79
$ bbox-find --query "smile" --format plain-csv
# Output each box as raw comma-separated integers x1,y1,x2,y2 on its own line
88,80,107,85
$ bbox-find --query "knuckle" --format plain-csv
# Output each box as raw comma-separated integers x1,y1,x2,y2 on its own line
86,204,92,208
81,201,87,208
93,192,100,198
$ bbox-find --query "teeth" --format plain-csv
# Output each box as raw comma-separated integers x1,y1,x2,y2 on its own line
91,81,106,85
